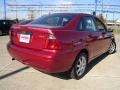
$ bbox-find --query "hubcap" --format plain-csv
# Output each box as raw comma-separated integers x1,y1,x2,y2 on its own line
76,56,86,76
109,42,115,53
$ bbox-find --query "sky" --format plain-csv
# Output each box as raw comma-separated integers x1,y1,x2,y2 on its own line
0,0,120,20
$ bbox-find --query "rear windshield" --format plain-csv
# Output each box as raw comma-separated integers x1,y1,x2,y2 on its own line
30,14,74,26
19,20,32,24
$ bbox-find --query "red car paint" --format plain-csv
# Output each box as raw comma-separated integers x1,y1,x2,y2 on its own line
7,13,114,73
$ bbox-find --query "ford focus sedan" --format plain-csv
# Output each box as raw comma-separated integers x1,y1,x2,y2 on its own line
7,13,116,79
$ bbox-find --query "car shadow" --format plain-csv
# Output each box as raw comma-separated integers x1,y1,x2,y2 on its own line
47,53,109,80
86,53,109,75
0,66,29,80
0,53,109,80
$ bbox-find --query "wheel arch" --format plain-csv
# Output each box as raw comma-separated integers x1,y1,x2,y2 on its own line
70,48,89,70
110,38,116,47
111,38,115,42
79,49,89,61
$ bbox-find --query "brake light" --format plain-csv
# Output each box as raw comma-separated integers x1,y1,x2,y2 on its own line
45,34,61,49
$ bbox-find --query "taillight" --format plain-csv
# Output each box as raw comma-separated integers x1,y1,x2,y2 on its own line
45,34,61,49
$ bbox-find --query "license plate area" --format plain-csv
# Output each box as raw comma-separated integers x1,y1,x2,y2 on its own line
19,34,30,43
18,31,32,43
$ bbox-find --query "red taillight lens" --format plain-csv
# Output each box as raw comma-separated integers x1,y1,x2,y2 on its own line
45,39,61,49
45,34,61,49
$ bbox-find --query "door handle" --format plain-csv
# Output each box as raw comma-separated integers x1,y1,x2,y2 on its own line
72,40,82,47
88,35,97,38
102,32,110,38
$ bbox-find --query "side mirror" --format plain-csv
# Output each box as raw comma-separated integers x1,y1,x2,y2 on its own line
107,28,113,32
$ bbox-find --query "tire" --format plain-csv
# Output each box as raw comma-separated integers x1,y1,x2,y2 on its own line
108,41,116,54
70,52,87,80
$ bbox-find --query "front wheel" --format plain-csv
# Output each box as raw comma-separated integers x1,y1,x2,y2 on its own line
70,53,87,80
108,41,116,54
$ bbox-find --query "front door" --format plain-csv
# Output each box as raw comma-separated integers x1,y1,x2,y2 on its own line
94,17,111,53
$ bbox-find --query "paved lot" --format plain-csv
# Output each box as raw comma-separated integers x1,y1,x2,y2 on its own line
0,34,120,90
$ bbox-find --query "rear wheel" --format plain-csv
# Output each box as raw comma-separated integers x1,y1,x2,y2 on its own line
108,41,116,54
70,53,87,80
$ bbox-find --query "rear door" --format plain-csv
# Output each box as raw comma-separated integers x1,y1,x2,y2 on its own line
77,16,104,59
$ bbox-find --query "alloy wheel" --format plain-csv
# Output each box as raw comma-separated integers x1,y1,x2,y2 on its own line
108,41,116,54
76,55,86,76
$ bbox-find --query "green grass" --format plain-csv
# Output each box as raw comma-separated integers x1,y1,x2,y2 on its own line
113,28,120,34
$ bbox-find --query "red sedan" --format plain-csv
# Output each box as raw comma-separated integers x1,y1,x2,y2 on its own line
7,13,116,79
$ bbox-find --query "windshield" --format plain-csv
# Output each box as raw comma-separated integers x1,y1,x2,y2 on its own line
30,14,74,26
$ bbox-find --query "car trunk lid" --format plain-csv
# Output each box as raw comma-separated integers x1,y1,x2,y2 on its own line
11,25,50,50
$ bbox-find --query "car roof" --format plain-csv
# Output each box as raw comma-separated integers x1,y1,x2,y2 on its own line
52,13,93,16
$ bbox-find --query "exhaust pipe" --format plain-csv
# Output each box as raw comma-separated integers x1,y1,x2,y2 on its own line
12,58,15,61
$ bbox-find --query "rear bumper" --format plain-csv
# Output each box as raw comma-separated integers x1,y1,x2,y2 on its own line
7,42,76,73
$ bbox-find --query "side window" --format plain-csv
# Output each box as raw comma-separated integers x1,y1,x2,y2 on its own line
78,16,97,31
94,18,106,32
61,17,70,26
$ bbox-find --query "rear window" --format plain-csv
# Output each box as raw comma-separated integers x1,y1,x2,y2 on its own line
19,20,32,24
30,14,74,26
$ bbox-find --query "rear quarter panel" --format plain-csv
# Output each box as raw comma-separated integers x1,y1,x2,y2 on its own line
51,30,91,66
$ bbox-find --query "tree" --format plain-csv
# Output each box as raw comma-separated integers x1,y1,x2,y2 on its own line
28,8,35,20
97,14,106,24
